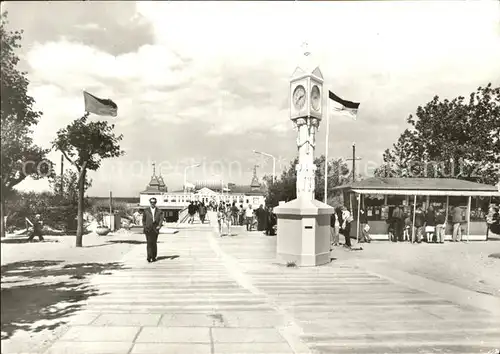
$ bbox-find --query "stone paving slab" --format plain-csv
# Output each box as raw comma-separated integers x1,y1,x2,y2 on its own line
214,342,295,353
129,343,211,354
41,226,500,354
91,313,162,326
45,341,132,354
135,326,211,343
57,325,140,342
211,327,287,343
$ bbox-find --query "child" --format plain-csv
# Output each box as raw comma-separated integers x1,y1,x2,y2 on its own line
403,216,411,242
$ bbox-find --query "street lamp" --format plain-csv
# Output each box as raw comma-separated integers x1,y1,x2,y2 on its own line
253,150,276,182
184,163,201,192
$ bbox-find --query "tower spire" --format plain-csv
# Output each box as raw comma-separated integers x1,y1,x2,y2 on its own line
152,161,156,176
251,164,260,188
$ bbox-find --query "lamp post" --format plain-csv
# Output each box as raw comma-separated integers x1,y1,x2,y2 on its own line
253,150,276,182
211,173,225,203
184,163,201,192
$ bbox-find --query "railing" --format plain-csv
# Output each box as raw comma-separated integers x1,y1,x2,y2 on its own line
177,207,190,224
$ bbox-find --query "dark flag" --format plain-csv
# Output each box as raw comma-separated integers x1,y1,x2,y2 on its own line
83,91,118,117
328,90,359,120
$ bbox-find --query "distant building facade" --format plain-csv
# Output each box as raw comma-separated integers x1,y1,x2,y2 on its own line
138,165,266,222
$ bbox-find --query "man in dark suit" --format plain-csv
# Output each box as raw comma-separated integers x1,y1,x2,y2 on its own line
142,197,163,262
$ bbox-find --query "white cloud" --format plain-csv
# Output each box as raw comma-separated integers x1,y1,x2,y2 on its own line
15,0,500,195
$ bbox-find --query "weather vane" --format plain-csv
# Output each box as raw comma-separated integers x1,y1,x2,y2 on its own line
302,41,310,57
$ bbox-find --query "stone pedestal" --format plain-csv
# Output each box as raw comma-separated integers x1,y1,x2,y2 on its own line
274,196,334,267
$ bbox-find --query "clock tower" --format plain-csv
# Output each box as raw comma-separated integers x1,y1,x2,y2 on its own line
273,42,334,267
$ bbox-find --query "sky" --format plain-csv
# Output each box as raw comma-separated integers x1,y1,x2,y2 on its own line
3,0,500,197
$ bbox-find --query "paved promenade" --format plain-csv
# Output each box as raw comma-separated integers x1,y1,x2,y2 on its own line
43,215,500,354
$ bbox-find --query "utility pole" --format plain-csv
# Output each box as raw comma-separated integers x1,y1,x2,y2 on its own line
345,143,362,182
60,154,64,195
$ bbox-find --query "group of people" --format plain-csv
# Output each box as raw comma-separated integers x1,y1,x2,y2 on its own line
216,202,277,237
187,201,208,224
387,204,467,243
329,205,359,248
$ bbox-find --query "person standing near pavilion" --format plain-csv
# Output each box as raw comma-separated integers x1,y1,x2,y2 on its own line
451,205,463,242
392,206,404,242
425,205,436,243
142,197,162,263
341,206,352,248
359,208,371,243
413,205,425,243
435,208,446,243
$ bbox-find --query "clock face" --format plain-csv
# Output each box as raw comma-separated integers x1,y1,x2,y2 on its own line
311,85,321,111
292,85,306,110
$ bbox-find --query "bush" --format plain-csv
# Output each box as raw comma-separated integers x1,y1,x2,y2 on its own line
5,190,89,231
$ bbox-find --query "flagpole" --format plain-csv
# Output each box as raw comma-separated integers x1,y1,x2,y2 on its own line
324,88,330,204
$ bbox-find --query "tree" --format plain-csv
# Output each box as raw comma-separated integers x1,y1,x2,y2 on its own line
1,12,52,238
264,155,350,207
375,84,500,185
52,112,124,247
49,168,93,232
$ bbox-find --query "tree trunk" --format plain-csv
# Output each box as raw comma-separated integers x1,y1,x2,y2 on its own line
76,168,86,247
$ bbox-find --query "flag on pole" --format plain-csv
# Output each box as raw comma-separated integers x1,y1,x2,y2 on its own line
83,91,118,117
328,90,359,120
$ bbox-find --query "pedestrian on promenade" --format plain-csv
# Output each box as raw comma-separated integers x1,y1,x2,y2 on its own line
341,206,352,248
224,203,232,235
239,204,245,226
187,201,196,224
413,205,425,243
403,215,412,241
425,205,436,243
451,205,463,242
217,205,225,236
231,202,239,225
256,204,267,231
392,206,404,242
266,206,277,236
359,208,371,243
486,205,500,237
330,207,340,247
330,206,342,246
435,208,446,243
27,214,45,242
142,197,162,263
199,202,207,224
245,205,254,231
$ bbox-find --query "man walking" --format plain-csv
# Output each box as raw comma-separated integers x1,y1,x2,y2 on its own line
199,202,207,224
142,197,162,263
245,205,254,231
187,201,196,224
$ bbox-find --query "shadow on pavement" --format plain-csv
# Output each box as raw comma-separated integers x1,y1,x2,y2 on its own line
1,260,127,340
107,240,146,245
155,255,180,261
0,238,60,244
